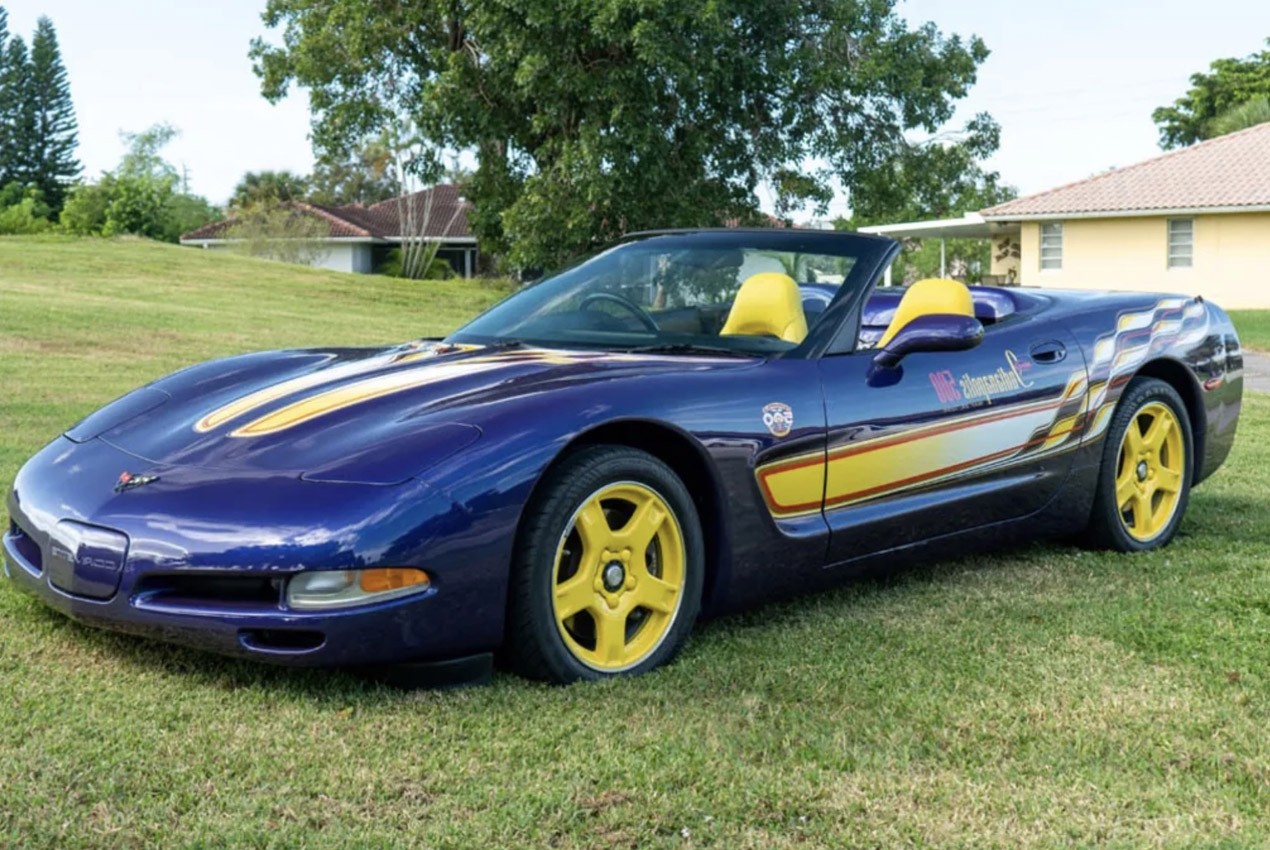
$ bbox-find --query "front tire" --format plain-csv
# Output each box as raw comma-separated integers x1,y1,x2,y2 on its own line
1086,377,1193,551
506,445,704,683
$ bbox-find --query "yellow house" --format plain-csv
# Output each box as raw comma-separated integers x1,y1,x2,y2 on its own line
862,122,1270,309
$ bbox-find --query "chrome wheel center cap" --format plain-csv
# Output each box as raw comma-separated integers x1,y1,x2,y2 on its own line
1136,460,1149,482
602,562,626,592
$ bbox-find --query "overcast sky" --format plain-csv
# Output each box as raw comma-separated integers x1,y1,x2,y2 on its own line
7,0,1270,212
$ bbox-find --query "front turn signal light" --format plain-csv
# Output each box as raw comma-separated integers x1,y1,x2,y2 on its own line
286,568,431,610
359,568,430,594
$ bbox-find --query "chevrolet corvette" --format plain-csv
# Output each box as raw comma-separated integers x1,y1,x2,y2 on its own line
3,229,1243,684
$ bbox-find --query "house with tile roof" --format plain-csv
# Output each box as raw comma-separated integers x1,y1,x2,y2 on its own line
862,121,1270,308
180,184,479,277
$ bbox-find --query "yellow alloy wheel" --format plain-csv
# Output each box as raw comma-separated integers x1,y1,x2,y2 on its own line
551,481,686,672
1115,401,1185,541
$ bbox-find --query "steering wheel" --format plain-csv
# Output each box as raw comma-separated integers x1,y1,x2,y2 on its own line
579,292,660,333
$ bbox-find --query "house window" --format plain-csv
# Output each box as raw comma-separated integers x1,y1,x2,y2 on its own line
1168,218,1194,269
1039,222,1063,270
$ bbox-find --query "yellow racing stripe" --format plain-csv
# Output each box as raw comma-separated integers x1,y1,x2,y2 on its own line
229,359,508,437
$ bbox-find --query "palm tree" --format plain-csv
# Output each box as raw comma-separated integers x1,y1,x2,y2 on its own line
1207,97,1270,139
229,170,310,211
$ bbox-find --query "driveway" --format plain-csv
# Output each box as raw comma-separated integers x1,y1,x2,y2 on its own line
1243,350,1270,394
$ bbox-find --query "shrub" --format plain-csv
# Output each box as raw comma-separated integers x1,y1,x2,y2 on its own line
0,195,53,235
377,246,454,280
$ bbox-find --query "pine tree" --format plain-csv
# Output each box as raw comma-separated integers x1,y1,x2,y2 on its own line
27,16,79,214
0,33,33,194
0,5,14,189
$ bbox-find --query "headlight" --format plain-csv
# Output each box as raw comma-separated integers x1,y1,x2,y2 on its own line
286,568,431,610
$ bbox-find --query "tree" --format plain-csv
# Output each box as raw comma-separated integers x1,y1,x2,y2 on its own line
60,123,220,240
0,6,9,180
308,140,400,206
159,193,221,244
380,119,466,280
97,124,182,238
25,16,79,215
117,123,180,183
252,0,995,270
229,170,309,210
1208,96,1270,138
1152,39,1270,149
837,113,1016,284
0,33,34,191
60,178,114,235
223,204,330,265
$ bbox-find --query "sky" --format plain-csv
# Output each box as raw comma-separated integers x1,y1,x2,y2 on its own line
6,0,1270,212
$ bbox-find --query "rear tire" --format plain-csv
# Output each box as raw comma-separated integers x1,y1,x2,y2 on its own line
1085,377,1193,552
506,445,704,683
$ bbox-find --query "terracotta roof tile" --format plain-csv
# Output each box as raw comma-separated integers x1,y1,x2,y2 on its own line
349,184,473,238
982,121,1270,218
181,185,472,242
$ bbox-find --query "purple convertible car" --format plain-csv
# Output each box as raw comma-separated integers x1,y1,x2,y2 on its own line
4,229,1242,683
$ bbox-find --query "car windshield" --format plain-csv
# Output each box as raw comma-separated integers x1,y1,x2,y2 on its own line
448,230,888,355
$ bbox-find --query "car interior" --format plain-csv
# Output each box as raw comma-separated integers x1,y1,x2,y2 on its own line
457,240,1024,355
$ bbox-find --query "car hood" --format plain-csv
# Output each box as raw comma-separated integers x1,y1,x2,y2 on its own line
73,341,751,484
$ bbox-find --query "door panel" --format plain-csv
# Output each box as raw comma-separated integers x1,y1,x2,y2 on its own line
814,317,1088,565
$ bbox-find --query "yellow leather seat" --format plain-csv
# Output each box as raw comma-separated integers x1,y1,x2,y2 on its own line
878,278,975,348
720,272,808,344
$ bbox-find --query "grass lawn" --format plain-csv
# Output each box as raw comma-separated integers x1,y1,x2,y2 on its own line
1,236,1267,849
1231,310,1270,352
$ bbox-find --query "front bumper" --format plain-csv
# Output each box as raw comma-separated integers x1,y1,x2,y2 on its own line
3,438,508,668
4,535,442,666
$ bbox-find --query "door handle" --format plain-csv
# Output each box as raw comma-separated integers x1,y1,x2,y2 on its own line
1030,340,1067,363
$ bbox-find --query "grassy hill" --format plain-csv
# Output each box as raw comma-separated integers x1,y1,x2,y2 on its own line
0,236,1266,849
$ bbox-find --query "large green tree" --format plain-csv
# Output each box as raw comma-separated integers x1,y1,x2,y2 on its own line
1152,39,1270,149
26,16,79,214
252,0,995,270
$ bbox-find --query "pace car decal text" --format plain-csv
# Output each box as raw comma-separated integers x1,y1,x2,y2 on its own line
929,350,1033,406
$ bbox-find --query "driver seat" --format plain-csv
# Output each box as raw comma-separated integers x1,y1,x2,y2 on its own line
877,278,975,347
720,272,808,344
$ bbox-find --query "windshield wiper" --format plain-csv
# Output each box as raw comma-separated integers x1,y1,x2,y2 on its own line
625,343,757,358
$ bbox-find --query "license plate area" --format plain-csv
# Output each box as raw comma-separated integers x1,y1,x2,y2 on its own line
46,521,130,600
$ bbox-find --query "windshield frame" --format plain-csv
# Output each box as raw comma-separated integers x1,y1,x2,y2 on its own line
447,228,898,359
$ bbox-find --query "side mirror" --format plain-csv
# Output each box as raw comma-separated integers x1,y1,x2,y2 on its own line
871,313,984,371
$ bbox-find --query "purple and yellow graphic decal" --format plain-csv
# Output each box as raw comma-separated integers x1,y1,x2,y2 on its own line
757,372,1086,519
194,342,481,434
1082,298,1209,440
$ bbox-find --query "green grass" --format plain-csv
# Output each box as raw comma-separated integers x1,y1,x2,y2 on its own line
1231,310,1270,352
1,236,1267,849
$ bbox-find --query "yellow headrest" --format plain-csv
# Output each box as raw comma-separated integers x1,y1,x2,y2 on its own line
877,278,974,348
720,272,808,344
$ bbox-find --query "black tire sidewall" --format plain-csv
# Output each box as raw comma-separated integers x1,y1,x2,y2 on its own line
1091,377,1194,552
509,446,705,683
